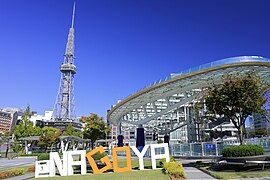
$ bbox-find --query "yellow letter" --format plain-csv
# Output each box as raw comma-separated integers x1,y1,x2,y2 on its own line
112,146,132,172
86,146,112,174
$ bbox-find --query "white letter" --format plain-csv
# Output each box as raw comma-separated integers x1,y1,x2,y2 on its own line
150,143,169,169
67,150,86,176
35,160,50,178
49,151,68,176
130,145,149,170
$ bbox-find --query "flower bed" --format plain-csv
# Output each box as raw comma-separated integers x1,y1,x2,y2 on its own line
0,165,35,179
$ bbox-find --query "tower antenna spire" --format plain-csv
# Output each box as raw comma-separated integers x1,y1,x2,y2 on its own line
71,1,76,28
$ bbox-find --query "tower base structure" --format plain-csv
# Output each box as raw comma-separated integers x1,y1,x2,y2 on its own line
44,120,82,131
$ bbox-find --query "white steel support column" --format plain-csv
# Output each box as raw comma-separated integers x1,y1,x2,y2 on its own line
130,112,133,120
201,142,205,156
165,97,171,107
153,102,158,114
215,141,218,156
143,105,148,117
136,109,140,120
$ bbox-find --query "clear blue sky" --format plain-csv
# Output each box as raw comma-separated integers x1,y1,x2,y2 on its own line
1,0,270,118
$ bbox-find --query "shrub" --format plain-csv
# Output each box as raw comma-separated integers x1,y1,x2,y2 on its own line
163,162,185,179
92,152,107,160
38,153,50,160
0,168,24,179
27,166,35,172
222,145,264,157
159,156,175,167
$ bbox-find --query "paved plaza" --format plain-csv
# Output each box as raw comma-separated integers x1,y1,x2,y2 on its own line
0,157,36,170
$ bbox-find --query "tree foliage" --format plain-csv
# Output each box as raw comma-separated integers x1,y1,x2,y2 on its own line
0,133,10,146
38,126,62,151
12,140,23,157
13,105,42,140
62,124,82,137
255,127,268,136
80,113,110,149
201,73,268,144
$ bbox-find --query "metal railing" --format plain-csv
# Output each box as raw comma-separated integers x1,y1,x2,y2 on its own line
171,137,270,157
108,137,270,157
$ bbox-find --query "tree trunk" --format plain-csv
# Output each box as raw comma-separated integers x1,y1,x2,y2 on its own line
237,126,244,145
91,142,94,150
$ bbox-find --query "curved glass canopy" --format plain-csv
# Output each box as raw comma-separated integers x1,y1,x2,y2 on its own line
107,56,270,137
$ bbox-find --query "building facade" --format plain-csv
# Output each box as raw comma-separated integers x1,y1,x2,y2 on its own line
0,108,21,133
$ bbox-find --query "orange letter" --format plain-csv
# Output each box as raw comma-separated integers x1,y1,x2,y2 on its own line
86,146,112,174
112,146,132,172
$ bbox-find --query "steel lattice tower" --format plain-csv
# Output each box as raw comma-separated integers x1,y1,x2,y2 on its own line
52,2,77,122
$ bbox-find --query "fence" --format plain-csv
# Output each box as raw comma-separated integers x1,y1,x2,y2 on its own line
108,137,270,157
170,137,270,157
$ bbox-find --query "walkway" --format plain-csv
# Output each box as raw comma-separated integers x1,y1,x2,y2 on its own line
6,173,34,180
183,165,216,180
176,158,216,180
0,157,36,170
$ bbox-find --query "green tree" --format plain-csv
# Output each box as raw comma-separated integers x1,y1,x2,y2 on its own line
80,113,110,149
38,126,62,151
0,133,11,158
14,105,42,139
201,73,268,145
0,133,10,146
62,124,82,137
12,140,23,157
255,127,267,136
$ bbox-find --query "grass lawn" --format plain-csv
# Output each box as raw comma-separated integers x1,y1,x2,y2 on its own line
34,159,170,180
210,170,270,179
191,162,270,179
40,170,169,180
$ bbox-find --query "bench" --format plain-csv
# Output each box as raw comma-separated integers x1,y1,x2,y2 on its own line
218,160,245,166
218,160,270,170
246,160,270,170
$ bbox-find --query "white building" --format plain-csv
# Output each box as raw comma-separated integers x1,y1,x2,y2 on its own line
18,111,53,127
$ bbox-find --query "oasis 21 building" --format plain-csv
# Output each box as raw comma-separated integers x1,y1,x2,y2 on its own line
107,56,270,146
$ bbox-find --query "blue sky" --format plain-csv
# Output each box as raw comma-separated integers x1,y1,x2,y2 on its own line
1,0,270,118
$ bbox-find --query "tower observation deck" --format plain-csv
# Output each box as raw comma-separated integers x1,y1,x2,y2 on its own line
48,2,81,131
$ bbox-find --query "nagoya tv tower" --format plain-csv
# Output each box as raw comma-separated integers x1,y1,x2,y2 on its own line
50,1,81,131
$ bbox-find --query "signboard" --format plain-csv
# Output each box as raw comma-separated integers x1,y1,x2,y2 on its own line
204,144,216,150
35,143,170,178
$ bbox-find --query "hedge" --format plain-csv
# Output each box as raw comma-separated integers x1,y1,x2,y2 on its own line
20,153,40,157
163,161,185,179
222,145,264,157
38,153,50,160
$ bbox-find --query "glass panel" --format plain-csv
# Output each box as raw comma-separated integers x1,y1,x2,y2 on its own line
191,143,202,156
